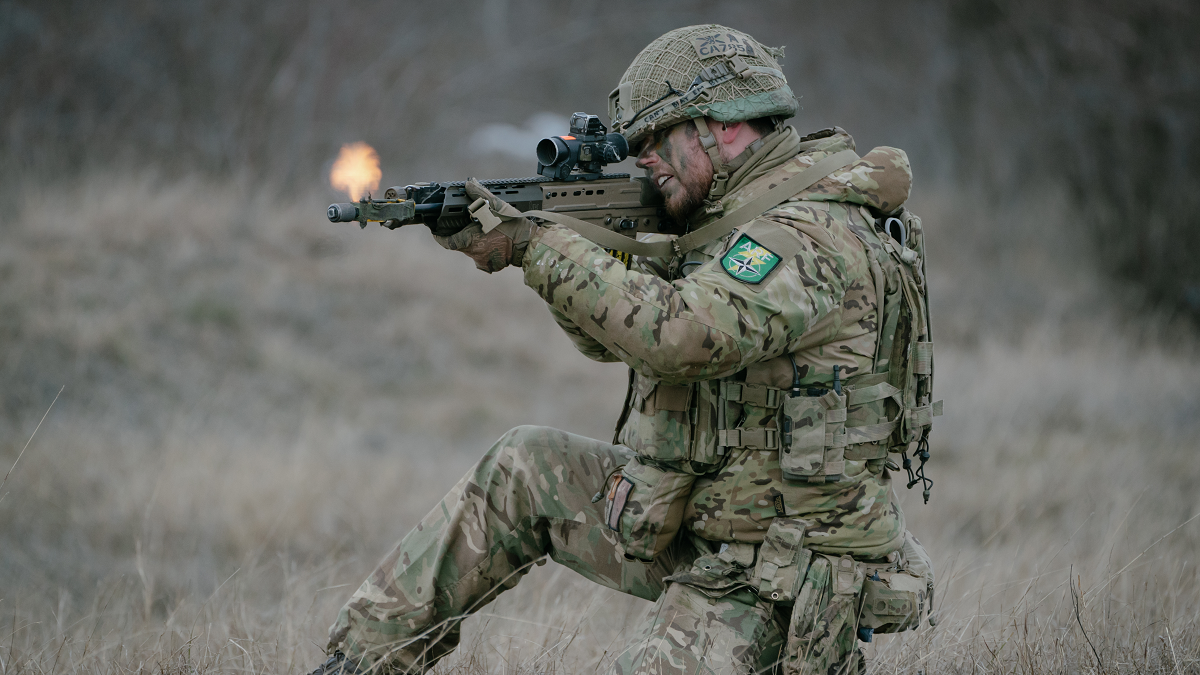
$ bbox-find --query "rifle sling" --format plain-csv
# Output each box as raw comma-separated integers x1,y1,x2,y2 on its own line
525,148,859,259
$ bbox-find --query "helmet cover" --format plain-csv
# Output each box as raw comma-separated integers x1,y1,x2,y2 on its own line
609,24,798,146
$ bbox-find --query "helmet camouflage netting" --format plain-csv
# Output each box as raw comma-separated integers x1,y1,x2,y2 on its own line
609,24,799,146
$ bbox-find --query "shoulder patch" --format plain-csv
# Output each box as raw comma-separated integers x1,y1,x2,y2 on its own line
605,248,633,268
721,233,780,284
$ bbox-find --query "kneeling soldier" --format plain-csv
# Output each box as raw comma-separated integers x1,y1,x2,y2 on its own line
317,23,940,675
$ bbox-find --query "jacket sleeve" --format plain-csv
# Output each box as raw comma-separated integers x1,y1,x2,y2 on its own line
546,307,622,363
522,206,861,385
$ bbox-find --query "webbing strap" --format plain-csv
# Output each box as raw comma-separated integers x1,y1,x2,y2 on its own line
672,149,860,254
907,406,934,428
844,420,900,445
524,148,859,258
693,118,729,201
718,427,779,450
847,382,901,406
913,342,933,375
843,443,888,461
722,382,782,408
526,210,675,257
825,429,848,449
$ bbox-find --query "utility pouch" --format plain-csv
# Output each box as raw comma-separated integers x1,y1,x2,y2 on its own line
628,378,694,464
780,391,847,482
783,554,864,675
780,396,823,480
750,518,811,602
857,532,934,635
619,376,724,470
664,547,752,599
857,568,928,634
605,456,696,561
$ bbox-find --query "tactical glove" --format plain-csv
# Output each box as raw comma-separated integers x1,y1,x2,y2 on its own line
434,179,536,273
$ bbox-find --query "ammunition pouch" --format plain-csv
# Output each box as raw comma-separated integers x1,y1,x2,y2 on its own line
660,526,931,675
858,530,935,637
778,549,929,672
782,552,865,674
749,518,811,602
618,376,723,470
769,367,940,484
778,390,846,482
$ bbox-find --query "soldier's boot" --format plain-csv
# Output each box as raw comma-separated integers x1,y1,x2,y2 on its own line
325,425,684,673
309,651,362,675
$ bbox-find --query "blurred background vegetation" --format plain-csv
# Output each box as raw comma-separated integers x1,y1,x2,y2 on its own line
3,0,1197,309
1,1,1199,672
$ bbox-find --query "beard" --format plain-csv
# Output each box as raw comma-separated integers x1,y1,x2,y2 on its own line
642,122,715,233
662,172,710,229
648,166,711,234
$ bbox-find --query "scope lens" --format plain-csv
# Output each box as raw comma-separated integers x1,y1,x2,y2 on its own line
536,137,570,167
605,133,629,161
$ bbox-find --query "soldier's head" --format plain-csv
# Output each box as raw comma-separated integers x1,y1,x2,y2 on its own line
609,25,798,222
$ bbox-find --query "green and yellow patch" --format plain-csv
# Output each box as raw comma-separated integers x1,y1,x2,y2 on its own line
605,248,633,268
721,233,780,283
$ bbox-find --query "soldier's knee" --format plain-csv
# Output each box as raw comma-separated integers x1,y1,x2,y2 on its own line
487,425,553,465
501,425,548,444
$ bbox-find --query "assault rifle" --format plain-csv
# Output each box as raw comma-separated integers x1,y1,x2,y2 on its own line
326,113,674,243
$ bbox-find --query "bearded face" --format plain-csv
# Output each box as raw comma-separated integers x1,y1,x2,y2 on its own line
634,123,713,228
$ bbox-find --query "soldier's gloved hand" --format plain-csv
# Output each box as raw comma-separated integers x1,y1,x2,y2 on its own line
434,179,536,273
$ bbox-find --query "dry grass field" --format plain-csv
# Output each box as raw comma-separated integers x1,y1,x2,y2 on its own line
0,171,1198,674
2,2,1199,672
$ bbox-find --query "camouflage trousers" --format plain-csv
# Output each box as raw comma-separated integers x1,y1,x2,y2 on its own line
328,426,867,674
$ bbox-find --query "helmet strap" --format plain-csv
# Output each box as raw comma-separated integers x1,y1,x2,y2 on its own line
693,117,729,211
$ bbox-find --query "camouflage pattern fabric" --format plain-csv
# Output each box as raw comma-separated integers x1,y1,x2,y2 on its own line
782,554,866,675
327,424,874,674
526,128,911,558
609,24,798,148
612,582,787,674
327,426,683,671
327,127,929,674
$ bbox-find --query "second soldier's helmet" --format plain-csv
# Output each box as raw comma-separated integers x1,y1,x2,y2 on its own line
609,25,799,147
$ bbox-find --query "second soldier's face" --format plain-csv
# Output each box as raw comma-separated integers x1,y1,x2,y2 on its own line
635,122,712,223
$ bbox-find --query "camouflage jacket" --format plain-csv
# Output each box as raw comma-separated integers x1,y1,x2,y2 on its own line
521,128,913,558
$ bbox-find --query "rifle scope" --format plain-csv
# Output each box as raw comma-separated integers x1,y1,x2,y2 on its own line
536,112,629,181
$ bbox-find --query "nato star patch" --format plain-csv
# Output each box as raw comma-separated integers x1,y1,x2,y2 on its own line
721,233,780,283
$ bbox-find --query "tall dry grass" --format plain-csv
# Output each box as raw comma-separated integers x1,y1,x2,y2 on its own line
3,2,1199,672
1,170,1198,674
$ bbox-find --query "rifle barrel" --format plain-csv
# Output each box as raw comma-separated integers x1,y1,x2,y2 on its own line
327,203,359,223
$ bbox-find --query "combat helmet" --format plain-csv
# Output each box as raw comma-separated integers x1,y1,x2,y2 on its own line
609,24,799,202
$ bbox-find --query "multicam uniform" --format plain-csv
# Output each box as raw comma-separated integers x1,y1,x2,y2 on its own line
327,125,936,674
